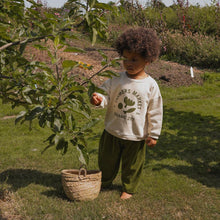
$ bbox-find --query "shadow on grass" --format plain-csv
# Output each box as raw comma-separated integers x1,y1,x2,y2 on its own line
146,107,220,188
0,214,7,220
0,169,66,199
100,184,122,192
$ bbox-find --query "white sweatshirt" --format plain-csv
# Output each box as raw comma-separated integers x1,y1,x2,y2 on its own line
98,72,163,141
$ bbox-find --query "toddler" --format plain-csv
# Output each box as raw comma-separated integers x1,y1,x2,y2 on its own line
91,27,163,200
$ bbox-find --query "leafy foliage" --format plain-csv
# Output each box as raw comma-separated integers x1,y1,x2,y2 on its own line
161,31,220,68
0,0,118,165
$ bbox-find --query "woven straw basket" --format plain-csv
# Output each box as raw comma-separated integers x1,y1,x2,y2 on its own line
61,167,102,201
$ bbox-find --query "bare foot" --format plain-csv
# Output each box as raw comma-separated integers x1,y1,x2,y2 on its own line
120,192,132,200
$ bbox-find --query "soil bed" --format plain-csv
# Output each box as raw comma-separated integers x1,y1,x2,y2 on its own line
25,39,205,87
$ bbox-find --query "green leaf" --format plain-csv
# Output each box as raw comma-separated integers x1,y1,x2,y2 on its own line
54,118,62,132
62,60,78,68
80,118,99,132
0,23,10,31
95,87,107,95
58,45,64,50
15,111,26,125
33,21,46,30
44,133,56,145
85,12,90,25
25,106,44,121
101,61,108,66
98,50,108,61
23,95,32,104
92,27,97,46
41,133,56,154
96,17,107,27
44,12,57,21
98,70,119,78
89,0,96,8
56,137,68,155
63,47,85,53
19,42,27,54
76,144,89,165
70,137,78,146
88,82,96,97
21,87,33,104
33,44,48,51
54,35,60,48
47,50,57,64
54,134,60,145
39,113,46,128
67,104,90,119
67,85,85,94
110,58,122,67
68,114,76,130
94,2,114,10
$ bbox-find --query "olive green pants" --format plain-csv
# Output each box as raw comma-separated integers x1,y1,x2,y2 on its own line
98,130,146,194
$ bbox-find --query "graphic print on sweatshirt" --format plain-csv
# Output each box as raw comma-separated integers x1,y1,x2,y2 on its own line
113,88,143,121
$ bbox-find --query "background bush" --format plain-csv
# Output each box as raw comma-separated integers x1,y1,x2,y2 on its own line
161,31,220,69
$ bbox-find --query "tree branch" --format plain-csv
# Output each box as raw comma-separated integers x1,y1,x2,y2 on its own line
0,19,87,52
80,64,109,86
0,35,52,52
85,48,116,52
0,74,14,79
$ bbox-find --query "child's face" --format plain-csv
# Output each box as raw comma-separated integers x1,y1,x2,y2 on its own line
122,50,148,79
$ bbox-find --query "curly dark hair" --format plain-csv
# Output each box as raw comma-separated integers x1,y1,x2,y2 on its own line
115,27,161,63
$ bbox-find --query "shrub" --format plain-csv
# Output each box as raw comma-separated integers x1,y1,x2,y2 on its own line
161,31,220,69
108,3,220,37
186,5,220,36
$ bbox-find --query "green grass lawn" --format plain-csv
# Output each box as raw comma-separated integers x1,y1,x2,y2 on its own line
0,73,219,219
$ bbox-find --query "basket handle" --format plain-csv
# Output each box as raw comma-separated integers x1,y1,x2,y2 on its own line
78,165,87,179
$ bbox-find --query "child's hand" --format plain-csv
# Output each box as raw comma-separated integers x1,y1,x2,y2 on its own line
90,93,103,106
146,137,157,147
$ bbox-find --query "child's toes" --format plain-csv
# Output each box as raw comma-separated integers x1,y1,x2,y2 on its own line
120,192,132,200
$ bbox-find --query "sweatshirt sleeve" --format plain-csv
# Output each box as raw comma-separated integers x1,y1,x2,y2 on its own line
147,83,163,139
